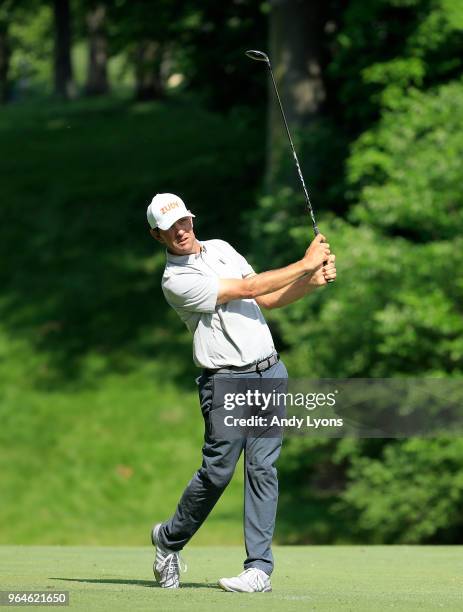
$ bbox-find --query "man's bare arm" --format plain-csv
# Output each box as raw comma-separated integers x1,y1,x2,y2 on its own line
216,235,330,306
255,255,336,310
255,275,317,309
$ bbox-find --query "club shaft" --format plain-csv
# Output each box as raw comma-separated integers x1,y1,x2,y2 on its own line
266,62,319,236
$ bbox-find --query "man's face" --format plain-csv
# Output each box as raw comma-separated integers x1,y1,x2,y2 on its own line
152,216,197,255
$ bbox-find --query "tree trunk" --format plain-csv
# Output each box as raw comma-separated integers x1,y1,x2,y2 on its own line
53,0,75,99
85,3,108,96
266,0,326,189
134,40,163,101
0,21,10,103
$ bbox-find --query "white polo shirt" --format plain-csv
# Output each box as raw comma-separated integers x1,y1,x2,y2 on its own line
161,239,275,369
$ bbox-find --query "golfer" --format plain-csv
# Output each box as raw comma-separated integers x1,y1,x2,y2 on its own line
147,193,336,592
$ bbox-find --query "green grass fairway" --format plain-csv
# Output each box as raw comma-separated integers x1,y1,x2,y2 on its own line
0,546,461,611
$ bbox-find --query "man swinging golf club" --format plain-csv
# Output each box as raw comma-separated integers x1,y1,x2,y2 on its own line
147,192,336,592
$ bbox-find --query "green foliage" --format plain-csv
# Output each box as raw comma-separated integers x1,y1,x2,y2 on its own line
268,81,463,379
0,97,263,544
249,1,463,544
9,4,53,95
329,0,463,130
0,97,263,381
108,0,187,61
341,438,463,543
175,0,268,110
350,80,463,239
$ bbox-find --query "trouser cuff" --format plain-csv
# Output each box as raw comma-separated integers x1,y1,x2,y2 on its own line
244,562,273,576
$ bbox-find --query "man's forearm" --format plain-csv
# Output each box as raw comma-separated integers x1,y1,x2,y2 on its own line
257,275,317,309
244,260,310,298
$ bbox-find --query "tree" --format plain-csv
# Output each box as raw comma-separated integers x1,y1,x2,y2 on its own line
177,0,267,111
0,0,14,103
133,39,162,101
52,0,75,98
85,2,108,96
110,0,187,101
266,0,327,188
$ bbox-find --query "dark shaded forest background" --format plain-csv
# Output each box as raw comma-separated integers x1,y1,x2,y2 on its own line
1,0,463,545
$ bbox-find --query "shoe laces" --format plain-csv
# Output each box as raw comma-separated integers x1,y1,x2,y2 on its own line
239,568,266,589
159,551,187,576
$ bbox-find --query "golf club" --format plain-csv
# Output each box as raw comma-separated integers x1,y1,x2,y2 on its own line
246,49,334,282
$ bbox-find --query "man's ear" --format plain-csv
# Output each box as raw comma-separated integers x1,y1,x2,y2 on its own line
149,227,164,244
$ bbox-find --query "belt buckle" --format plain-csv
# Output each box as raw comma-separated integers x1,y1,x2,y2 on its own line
256,359,268,373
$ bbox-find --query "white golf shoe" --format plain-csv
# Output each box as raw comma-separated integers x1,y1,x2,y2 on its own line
218,568,272,592
151,523,187,588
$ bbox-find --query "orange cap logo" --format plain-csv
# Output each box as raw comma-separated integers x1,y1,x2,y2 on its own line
160,202,180,215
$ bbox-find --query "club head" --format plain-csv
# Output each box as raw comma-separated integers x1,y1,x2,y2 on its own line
245,49,270,64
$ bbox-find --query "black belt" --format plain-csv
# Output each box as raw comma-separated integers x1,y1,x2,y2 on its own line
204,352,279,376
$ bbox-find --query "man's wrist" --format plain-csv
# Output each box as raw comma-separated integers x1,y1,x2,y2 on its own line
298,258,313,276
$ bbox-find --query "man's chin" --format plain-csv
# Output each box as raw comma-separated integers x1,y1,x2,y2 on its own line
173,240,194,254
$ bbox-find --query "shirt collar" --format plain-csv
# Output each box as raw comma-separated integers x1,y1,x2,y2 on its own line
166,241,206,265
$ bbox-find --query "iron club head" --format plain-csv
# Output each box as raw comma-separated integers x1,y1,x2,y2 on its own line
245,49,270,64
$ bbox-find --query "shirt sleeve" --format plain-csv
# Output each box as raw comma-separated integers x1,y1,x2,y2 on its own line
162,271,219,314
218,240,255,278
236,251,255,278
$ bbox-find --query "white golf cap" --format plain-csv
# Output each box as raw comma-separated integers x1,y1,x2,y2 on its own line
147,193,195,230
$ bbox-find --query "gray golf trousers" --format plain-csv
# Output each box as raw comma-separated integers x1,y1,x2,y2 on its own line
157,359,288,576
